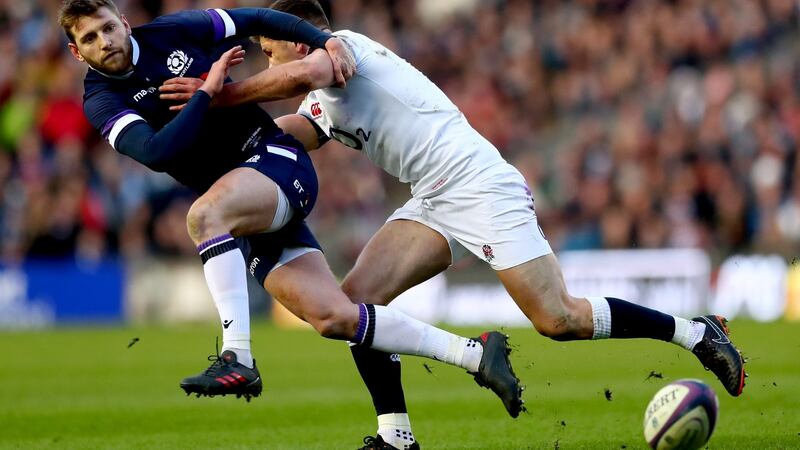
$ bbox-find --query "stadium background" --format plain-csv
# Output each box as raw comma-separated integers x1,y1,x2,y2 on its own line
0,0,798,325
0,1,799,449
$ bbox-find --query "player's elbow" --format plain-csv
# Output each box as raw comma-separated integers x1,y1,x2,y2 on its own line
139,153,171,173
144,159,168,173
120,148,168,173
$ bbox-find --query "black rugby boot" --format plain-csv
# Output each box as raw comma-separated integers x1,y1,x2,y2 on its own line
691,315,746,396
358,435,420,450
180,350,262,402
469,331,525,418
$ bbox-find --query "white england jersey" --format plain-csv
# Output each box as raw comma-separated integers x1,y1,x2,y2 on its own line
298,30,507,197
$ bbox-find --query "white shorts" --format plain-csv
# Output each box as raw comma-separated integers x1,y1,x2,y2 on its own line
387,163,552,270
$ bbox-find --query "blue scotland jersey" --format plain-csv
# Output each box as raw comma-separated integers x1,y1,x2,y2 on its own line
83,8,330,193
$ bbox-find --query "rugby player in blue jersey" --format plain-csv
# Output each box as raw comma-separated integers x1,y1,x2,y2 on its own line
59,0,521,418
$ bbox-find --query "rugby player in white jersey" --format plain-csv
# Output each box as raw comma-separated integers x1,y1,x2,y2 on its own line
160,1,747,449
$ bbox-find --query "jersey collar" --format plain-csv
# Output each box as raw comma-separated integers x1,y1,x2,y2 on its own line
131,35,140,65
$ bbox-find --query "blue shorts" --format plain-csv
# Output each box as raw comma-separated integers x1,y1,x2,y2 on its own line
239,133,318,220
235,221,321,285
236,133,322,284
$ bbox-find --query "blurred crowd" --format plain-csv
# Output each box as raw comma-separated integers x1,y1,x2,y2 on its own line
0,0,798,274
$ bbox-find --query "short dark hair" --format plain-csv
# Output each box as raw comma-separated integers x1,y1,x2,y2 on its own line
59,0,121,43
269,0,330,30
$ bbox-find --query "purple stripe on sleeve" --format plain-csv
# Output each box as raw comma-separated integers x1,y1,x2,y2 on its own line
205,9,225,42
354,304,368,344
197,233,234,253
102,109,138,137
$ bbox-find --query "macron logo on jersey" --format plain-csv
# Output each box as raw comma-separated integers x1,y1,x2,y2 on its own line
310,102,323,118
133,87,157,102
167,50,193,76
249,257,260,276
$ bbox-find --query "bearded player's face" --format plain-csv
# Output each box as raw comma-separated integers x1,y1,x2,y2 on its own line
68,7,133,76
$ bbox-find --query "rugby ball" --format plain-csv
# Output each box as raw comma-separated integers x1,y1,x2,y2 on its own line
643,379,719,450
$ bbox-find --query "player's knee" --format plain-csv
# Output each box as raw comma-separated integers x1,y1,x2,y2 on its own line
529,296,591,341
309,308,353,340
341,276,387,305
186,198,223,243
531,313,573,340
339,277,361,303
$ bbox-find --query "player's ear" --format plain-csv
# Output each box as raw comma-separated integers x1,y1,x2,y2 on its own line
120,14,131,34
68,43,85,62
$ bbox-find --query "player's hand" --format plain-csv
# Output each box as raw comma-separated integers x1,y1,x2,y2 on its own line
160,77,203,111
199,45,245,98
325,38,355,88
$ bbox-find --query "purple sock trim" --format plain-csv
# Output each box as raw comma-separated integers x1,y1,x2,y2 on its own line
197,233,234,253
354,304,368,344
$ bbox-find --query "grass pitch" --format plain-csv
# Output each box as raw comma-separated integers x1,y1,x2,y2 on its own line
1,320,798,449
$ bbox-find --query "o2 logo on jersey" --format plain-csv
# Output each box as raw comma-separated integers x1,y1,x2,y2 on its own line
329,126,372,151
167,50,193,76
310,102,323,118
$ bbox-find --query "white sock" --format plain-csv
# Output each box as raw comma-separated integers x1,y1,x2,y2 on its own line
199,234,253,368
377,413,415,450
587,296,611,339
355,304,482,372
671,317,706,350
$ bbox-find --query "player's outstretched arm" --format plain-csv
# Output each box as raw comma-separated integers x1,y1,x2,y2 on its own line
169,9,329,52
223,8,353,85
162,8,353,84
160,49,336,111
222,48,336,104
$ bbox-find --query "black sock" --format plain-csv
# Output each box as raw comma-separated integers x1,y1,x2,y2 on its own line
350,345,407,415
606,297,675,341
